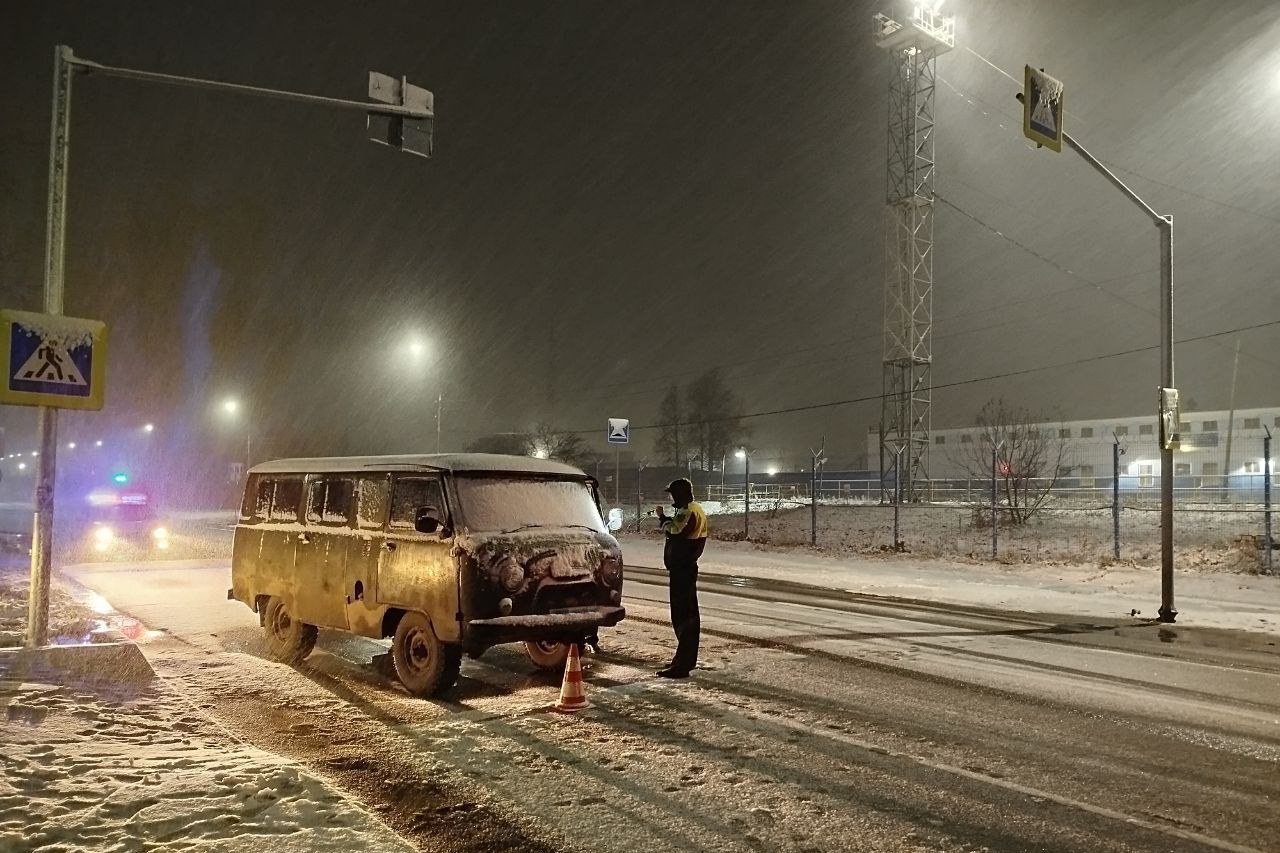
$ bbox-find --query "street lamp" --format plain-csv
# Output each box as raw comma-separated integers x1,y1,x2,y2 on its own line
736,448,753,539
221,398,251,470
142,423,155,433
405,336,443,453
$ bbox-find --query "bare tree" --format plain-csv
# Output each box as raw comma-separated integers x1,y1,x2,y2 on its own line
525,422,591,469
685,368,748,471
954,399,1068,524
654,384,682,467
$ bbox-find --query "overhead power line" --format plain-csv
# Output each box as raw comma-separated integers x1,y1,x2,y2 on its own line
567,317,1280,435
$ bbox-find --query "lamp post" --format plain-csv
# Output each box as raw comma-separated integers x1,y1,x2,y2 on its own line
736,448,753,539
406,335,443,453
223,398,251,471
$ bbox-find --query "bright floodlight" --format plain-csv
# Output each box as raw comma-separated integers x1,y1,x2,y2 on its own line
407,337,428,358
67,442,76,450
735,449,746,459
17,463,25,471
95,440,103,447
531,446,549,459
223,399,240,414
143,423,155,433
767,467,778,476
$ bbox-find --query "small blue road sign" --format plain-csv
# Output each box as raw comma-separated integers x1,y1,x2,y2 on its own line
607,418,630,445
0,310,107,410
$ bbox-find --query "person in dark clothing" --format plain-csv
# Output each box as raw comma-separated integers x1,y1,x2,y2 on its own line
654,478,709,678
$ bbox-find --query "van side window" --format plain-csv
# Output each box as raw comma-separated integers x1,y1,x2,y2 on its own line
307,478,354,527
242,475,266,521
269,478,303,522
356,477,389,530
390,478,445,529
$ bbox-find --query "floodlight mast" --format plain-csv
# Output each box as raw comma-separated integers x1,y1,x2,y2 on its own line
873,6,954,504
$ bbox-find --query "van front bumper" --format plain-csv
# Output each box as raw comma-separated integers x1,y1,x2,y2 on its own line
468,605,625,633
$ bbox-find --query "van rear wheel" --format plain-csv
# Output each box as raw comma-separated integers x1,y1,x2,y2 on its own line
524,640,570,671
391,612,461,697
263,597,317,664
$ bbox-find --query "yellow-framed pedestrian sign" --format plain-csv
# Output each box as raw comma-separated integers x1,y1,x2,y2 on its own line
1023,65,1064,152
0,310,107,410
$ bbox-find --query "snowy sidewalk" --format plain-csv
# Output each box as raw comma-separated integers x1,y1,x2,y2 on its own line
618,535,1280,634
0,674,416,853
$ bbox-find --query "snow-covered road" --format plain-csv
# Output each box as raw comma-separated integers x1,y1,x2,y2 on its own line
57,557,1280,853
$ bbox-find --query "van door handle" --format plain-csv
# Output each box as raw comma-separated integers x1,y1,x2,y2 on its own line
383,541,397,552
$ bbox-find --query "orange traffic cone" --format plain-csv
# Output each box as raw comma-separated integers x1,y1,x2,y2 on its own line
554,643,590,713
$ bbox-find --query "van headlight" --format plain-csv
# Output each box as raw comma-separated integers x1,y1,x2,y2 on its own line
497,557,524,593
599,555,622,585
93,526,114,551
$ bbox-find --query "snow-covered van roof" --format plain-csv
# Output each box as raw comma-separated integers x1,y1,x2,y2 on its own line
248,453,588,478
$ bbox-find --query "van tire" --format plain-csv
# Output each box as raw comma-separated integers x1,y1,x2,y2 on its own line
523,640,570,671
263,597,317,664
391,611,461,697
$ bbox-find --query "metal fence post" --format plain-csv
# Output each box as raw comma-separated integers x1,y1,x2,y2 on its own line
1113,437,1121,560
991,444,998,560
1265,428,1273,574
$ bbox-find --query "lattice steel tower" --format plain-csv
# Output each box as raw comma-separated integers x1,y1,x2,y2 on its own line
873,7,953,502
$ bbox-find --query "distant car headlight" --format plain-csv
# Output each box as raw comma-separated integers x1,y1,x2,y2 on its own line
152,526,168,540
497,556,525,593
93,526,114,551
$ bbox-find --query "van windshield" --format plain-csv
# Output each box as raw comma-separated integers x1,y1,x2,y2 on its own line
453,477,605,534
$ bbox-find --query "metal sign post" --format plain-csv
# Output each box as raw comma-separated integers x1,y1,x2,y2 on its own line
24,45,433,648
1019,71,1178,622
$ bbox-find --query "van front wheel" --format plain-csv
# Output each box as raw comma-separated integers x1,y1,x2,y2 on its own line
524,640,570,671
391,612,461,697
263,597,317,664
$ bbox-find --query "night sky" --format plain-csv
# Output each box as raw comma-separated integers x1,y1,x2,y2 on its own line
2,0,1279,478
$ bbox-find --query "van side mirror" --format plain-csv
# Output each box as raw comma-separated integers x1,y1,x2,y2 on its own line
415,505,443,534
606,507,624,532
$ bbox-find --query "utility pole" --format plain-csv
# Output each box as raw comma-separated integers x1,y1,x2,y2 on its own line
1265,427,1273,575
1018,70,1178,623
1222,339,1241,491
1112,433,1123,560
25,46,432,649
435,392,443,453
991,442,1000,560
873,8,954,503
809,438,826,547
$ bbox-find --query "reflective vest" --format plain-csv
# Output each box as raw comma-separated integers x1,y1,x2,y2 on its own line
661,501,709,540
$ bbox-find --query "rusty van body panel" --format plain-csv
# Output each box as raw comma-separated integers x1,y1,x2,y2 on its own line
229,453,625,658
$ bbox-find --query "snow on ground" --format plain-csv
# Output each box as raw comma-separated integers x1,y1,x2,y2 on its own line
0,678,415,853
619,535,1280,636
692,501,1272,572
0,572,415,853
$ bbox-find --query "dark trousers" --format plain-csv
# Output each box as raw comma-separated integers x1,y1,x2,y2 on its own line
664,538,704,672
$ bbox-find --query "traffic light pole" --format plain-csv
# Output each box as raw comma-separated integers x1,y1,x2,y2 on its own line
1061,131,1177,622
26,45,432,648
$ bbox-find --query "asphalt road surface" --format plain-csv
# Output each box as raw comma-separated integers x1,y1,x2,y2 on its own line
65,557,1280,853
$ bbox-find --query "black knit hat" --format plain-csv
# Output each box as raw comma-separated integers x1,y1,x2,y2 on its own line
665,478,694,505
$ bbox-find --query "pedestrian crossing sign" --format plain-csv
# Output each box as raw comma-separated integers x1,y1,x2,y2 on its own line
1023,65,1064,152
607,418,629,444
0,310,107,410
